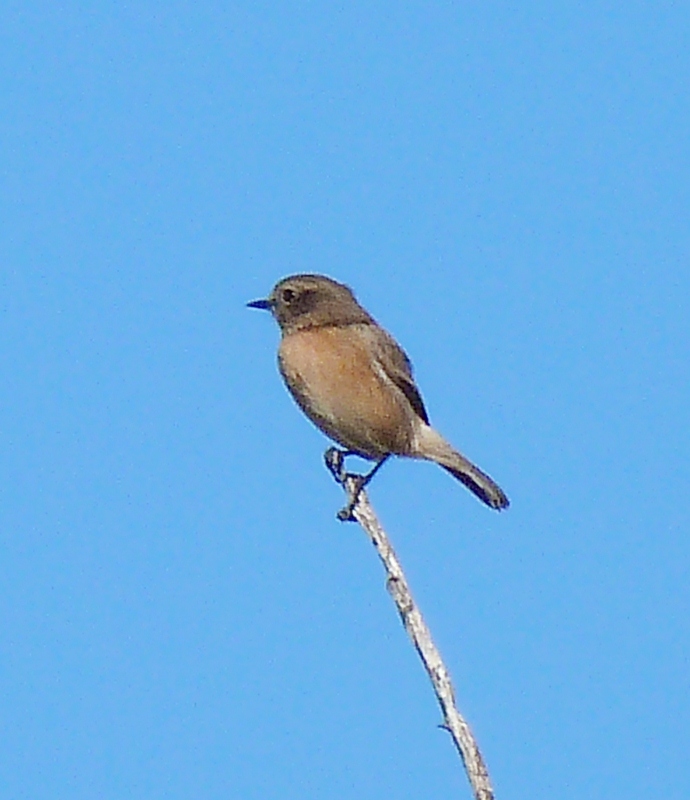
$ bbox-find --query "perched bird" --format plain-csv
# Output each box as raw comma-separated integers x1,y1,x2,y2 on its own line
248,274,509,512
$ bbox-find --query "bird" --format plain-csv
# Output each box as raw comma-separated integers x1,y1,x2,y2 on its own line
248,274,509,513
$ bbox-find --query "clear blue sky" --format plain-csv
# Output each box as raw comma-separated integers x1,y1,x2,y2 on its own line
1,3,688,798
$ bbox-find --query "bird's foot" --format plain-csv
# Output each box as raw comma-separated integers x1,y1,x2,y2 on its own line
324,447,347,484
324,448,364,522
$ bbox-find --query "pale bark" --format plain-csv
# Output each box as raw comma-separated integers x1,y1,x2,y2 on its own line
327,453,495,800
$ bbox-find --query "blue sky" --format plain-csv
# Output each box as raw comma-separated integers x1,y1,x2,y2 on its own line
1,3,688,798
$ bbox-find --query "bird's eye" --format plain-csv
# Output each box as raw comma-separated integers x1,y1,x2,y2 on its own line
282,288,296,303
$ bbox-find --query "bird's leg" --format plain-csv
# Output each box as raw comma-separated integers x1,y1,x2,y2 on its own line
331,453,390,522
358,454,390,490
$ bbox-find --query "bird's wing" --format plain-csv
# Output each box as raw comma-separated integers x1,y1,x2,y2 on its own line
362,324,430,425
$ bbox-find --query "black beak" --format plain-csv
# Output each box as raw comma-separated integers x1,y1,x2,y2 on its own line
246,298,273,310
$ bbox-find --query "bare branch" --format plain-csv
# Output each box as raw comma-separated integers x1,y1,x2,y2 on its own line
326,451,495,800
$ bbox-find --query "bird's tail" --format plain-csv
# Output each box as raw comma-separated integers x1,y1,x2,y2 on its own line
414,425,509,511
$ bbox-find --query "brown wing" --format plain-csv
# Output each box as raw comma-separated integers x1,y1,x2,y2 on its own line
364,325,430,425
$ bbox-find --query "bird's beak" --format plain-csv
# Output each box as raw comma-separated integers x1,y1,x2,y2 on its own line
246,298,273,310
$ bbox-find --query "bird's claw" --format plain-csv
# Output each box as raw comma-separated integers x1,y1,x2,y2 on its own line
324,447,347,483
324,448,364,522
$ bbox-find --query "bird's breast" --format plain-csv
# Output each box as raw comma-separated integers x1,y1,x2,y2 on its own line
278,325,415,457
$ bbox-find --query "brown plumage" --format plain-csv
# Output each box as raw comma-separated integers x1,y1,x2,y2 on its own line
248,274,509,511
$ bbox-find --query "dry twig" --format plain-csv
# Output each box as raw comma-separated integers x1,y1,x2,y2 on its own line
325,447,495,800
